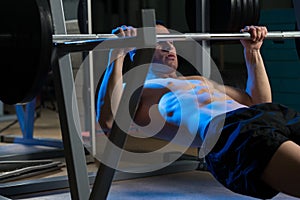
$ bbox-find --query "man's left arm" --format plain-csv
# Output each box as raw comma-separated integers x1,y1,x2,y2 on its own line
215,26,272,106
243,47,272,104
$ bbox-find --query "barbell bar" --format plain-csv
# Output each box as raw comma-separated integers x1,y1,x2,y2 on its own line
156,31,300,40
53,31,300,43
3,31,300,55
50,31,300,55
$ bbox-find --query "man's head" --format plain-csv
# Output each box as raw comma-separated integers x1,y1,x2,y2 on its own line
148,24,178,78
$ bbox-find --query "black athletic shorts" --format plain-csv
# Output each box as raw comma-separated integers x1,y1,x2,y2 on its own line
205,103,300,199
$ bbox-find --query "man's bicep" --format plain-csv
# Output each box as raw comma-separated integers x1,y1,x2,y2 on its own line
223,85,252,106
206,78,252,106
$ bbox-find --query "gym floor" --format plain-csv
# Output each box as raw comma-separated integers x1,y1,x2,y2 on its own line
0,102,298,200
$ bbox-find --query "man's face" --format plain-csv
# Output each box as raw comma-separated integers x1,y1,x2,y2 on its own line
152,25,178,72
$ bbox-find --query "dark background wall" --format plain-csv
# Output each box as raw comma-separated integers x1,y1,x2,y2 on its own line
63,0,294,27
62,0,300,111
62,0,295,61
62,0,295,64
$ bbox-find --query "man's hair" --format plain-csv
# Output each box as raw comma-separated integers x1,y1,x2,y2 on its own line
156,20,166,26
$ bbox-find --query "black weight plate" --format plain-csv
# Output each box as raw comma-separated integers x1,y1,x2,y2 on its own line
185,0,196,32
186,0,242,33
0,0,53,104
210,0,234,32
240,0,249,28
244,0,254,26
252,0,260,25
219,0,239,32
209,0,242,45
231,0,242,32
227,0,239,32
226,0,242,44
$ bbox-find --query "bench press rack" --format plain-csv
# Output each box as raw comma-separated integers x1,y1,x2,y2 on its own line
0,0,203,199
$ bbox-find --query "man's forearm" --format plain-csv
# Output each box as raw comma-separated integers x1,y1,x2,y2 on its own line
98,52,125,129
244,49,272,104
107,52,125,99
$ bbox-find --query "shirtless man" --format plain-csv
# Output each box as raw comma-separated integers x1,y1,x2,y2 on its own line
97,24,300,199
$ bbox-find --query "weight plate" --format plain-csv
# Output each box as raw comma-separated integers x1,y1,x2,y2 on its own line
0,0,53,104
241,0,248,28
232,0,242,32
210,0,233,32
252,0,260,25
186,0,244,33
227,0,238,32
233,0,241,31
185,0,196,32
244,0,254,26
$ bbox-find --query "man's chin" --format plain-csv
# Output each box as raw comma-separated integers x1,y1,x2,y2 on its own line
168,63,178,71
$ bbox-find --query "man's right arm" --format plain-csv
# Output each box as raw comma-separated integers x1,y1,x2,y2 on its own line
98,52,125,129
97,26,136,130
212,26,271,106
238,26,272,105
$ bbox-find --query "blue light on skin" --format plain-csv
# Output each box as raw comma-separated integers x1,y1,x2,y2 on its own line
143,78,202,137
96,51,115,122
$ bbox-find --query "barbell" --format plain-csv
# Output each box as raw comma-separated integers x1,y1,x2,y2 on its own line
1,0,300,105
51,31,300,57
53,31,300,43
